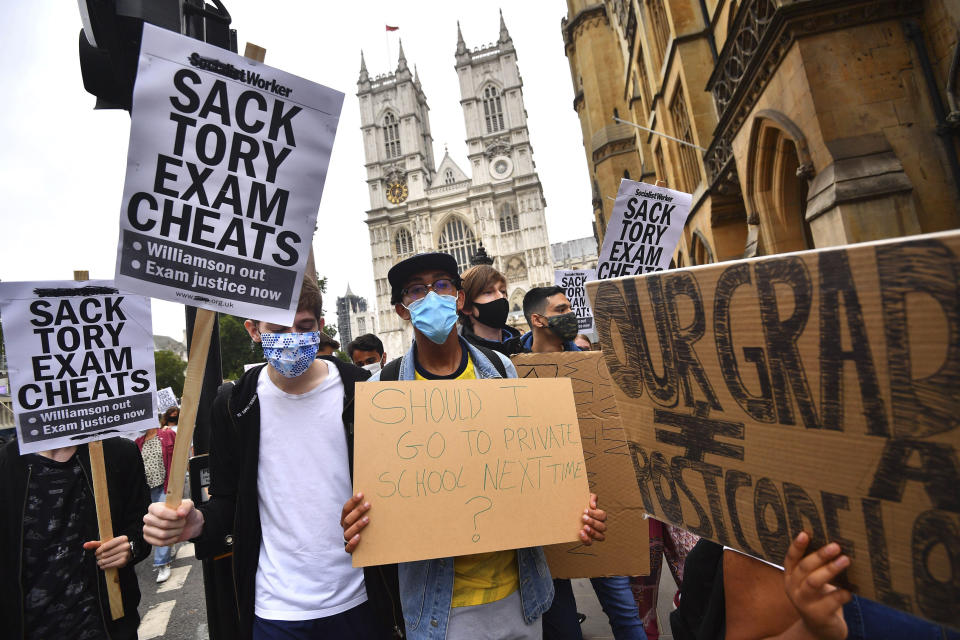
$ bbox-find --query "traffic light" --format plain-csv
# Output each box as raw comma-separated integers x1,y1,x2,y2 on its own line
77,0,236,111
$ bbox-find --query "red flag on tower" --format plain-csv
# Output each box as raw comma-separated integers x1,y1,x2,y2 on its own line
385,25,399,31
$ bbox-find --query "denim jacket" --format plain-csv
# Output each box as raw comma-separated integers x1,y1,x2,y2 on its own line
370,338,555,639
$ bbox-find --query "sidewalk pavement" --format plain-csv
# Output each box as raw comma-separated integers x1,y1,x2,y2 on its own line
575,560,677,640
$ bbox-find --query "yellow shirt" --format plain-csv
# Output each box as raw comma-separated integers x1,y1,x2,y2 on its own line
414,349,520,607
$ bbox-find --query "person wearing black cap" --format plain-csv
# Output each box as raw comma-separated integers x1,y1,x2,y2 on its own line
340,252,608,640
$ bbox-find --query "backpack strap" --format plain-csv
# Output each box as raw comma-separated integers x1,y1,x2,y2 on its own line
380,357,403,382
473,344,508,378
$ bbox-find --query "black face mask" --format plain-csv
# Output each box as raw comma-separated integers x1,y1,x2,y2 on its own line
545,312,579,342
168,415,179,425
473,297,509,329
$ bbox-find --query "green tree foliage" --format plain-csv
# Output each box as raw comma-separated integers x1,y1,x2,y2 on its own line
323,324,337,338
219,314,259,380
154,350,186,397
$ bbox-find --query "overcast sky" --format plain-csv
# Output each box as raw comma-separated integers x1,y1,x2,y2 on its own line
0,3,594,343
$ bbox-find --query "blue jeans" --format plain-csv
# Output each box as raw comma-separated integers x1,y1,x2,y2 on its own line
590,576,647,640
252,601,379,640
844,595,960,640
149,485,173,567
542,578,647,640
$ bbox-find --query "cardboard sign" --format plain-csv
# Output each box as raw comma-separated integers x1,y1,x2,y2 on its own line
512,352,650,578
0,281,157,454
555,269,597,340
352,378,591,567
596,179,691,279
156,386,179,413
115,24,344,324
586,230,960,627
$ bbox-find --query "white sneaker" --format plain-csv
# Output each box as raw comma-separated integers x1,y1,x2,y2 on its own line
156,565,171,583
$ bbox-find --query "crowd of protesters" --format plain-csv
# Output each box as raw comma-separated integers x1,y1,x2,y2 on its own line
1,251,957,640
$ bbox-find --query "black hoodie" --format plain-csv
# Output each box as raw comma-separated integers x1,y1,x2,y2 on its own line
192,356,404,639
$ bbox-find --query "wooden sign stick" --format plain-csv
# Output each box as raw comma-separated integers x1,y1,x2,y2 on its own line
74,270,124,620
165,41,267,507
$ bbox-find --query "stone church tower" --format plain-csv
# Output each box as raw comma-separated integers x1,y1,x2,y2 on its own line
358,13,553,358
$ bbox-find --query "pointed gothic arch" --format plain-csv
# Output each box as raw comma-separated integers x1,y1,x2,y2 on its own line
382,111,401,159
482,84,505,134
394,227,414,256
745,110,815,255
499,203,519,233
437,216,478,273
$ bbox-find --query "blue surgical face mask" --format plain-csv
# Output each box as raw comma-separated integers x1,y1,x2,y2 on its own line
404,291,458,344
259,331,321,378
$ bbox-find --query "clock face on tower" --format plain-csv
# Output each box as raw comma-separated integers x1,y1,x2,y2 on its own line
386,181,409,204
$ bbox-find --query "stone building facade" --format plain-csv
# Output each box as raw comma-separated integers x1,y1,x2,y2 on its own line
563,0,960,264
552,236,600,270
358,14,553,357
336,284,376,347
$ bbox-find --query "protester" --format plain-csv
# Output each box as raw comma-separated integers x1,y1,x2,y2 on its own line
573,334,592,351
521,286,647,640
458,264,523,355
0,437,151,639
347,333,387,373
142,275,403,640
136,407,179,582
317,331,340,357
671,534,960,640
341,252,607,640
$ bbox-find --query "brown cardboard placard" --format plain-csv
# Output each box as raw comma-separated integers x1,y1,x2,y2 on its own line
585,230,960,627
351,378,591,567
512,352,650,578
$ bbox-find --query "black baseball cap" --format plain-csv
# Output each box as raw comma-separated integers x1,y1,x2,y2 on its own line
388,252,461,304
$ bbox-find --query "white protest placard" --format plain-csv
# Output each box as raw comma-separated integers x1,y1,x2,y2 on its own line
596,179,692,279
0,281,157,454
115,24,345,324
156,386,179,413
555,269,596,340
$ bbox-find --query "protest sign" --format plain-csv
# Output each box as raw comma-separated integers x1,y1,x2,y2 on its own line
596,179,692,279
114,24,344,325
156,386,179,413
352,378,591,567
555,269,596,340
512,352,649,578
0,280,156,455
586,230,960,626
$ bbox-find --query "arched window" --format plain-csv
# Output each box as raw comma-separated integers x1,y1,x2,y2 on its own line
498,204,519,233
483,86,504,133
383,112,401,159
690,231,714,266
394,228,413,256
437,218,478,272
444,169,455,185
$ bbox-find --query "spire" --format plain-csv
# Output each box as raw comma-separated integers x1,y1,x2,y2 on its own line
396,39,408,72
358,50,369,84
498,10,514,52
456,21,467,55
414,64,421,86
345,282,354,297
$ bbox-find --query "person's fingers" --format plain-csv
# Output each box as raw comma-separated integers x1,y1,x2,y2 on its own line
784,531,809,575
586,506,607,523
344,532,362,554
175,499,195,519
82,540,102,551
147,502,187,523
582,512,607,534
343,513,370,542
589,493,598,510
579,522,605,544
96,535,128,554
340,493,366,527
795,541,841,577
341,501,371,532
803,555,850,591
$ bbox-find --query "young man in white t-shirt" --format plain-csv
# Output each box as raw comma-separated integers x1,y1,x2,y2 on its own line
142,276,403,639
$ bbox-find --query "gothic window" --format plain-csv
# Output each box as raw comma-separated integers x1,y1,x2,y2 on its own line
750,120,813,253
653,142,668,184
383,112,401,159
646,0,670,66
437,217,478,272
509,287,525,312
358,317,366,333
499,204,519,233
483,85,505,134
690,231,714,266
670,87,701,192
394,227,413,256
444,169,455,184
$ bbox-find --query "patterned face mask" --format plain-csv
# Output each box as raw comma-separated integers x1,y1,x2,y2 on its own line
259,331,322,378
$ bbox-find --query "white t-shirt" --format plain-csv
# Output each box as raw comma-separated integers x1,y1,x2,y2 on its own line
254,363,367,620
